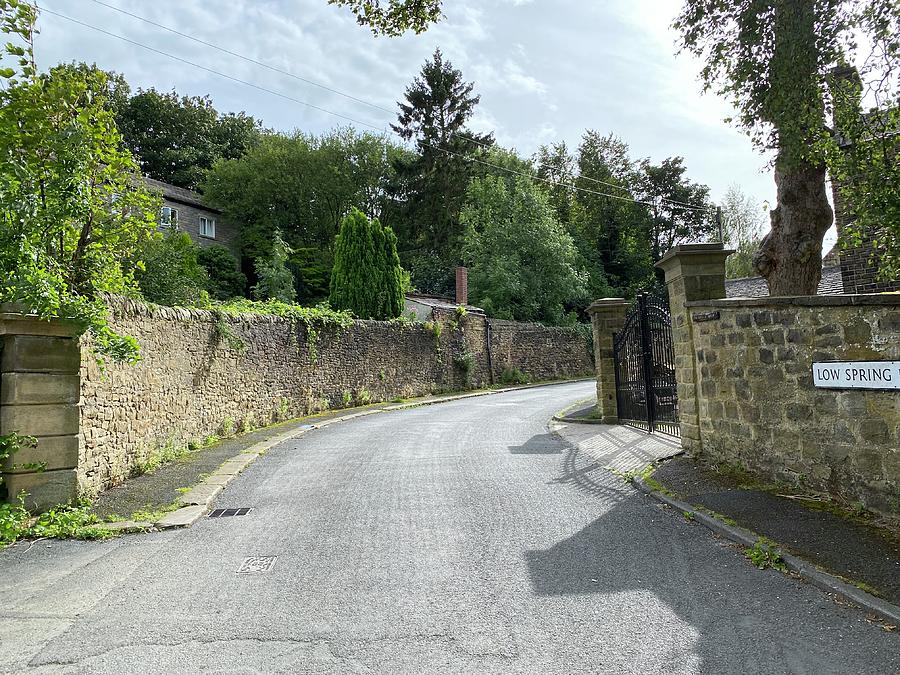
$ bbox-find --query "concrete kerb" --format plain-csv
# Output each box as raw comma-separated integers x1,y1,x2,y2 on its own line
551,398,603,424
631,476,900,626
101,377,594,533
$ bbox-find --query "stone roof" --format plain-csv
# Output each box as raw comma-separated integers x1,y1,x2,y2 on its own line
725,264,845,298
404,293,485,315
143,176,220,213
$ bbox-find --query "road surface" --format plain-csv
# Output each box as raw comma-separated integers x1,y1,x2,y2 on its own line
1,381,896,673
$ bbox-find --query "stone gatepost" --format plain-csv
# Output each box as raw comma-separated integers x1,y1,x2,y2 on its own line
0,310,81,511
587,299,630,423
656,243,732,455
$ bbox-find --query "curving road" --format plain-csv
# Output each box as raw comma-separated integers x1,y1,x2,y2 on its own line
1,381,897,673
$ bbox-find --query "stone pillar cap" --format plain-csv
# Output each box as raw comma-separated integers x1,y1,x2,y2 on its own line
656,243,734,272
586,298,630,314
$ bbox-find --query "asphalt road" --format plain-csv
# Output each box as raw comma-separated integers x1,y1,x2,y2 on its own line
1,381,897,674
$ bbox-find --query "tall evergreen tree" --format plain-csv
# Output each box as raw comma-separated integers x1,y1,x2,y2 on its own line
391,48,492,290
330,208,403,319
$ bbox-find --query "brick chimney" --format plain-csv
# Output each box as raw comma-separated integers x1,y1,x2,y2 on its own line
455,266,468,306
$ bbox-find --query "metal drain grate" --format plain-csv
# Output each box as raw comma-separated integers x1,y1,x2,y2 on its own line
208,508,252,518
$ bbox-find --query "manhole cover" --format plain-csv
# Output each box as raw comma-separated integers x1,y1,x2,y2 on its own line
237,556,277,574
209,508,252,518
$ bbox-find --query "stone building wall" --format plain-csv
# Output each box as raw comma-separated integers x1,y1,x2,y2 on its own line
682,295,899,514
77,299,593,495
830,178,900,295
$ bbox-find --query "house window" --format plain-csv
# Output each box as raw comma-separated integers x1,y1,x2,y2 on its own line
160,206,178,228
199,215,216,239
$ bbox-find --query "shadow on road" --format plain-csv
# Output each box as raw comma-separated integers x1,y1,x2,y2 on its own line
519,443,900,674
508,433,564,455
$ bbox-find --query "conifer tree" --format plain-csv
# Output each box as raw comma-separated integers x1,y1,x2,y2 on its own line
329,208,404,319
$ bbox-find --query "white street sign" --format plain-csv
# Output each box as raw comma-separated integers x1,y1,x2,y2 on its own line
812,361,900,390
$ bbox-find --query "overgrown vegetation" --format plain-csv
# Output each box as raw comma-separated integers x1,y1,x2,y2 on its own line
252,232,297,303
499,367,529,385
745,537,789,572
198,245,247,300
1,498,112,547
135,229,210,307
217,298,353,362
0,1,159,362
453,350,475,389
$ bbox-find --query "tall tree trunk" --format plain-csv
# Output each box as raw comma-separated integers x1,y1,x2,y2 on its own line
753,158,833,295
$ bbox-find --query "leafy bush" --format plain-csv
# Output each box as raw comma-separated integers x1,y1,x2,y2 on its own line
500,367,530,385
135,229,210,307
1,498,110,546
198,245,246,300
252,233,296,303
0,7,159,362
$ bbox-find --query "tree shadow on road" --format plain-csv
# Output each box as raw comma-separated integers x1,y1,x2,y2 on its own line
508,433,564,455
520,447,900,674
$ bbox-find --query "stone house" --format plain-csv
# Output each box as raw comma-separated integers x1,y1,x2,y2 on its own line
828,64,900,295
144,177,240,258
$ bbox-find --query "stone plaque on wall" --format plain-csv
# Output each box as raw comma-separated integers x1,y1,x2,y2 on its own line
812,361,900,390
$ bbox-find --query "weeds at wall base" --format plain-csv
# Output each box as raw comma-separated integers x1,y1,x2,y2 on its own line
0,497,113,547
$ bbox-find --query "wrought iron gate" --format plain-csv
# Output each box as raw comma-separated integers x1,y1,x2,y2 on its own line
612,293,680,437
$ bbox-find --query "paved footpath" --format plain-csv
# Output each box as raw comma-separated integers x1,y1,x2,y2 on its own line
0,381,897,674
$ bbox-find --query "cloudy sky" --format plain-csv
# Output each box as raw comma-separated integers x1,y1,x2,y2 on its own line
35,0,819,243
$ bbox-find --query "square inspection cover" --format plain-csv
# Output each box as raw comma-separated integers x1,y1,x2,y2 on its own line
237,556,277,574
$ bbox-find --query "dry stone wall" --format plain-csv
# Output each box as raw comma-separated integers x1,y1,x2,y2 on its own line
683,296,899,514
78,299,593,495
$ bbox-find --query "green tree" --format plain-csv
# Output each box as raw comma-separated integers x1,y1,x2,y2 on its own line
197,245,247,300
392,49,492,289
720,185,767,279
0,1,159,362
570,132,653,295
461,175,586,324
252,234,296,303
637,156,715,262
202,129,404,286
327,0,442,35
135,230,209,307
53,61,131,115
535,142,576,228
673,1,900,295
330,208,404,319
116,88,261,190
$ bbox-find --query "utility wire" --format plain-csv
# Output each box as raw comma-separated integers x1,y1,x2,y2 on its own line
87,0,397,117
41,6,713,214
83,0,712,211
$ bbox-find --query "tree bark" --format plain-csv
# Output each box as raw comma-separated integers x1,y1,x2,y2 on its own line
753,159,833,295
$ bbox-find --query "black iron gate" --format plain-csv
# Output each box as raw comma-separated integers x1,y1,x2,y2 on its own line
612,293,680,437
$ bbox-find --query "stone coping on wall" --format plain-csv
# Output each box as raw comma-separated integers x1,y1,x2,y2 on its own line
685,293,899,309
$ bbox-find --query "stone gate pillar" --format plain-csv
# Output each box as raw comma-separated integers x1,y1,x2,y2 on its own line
587,299,630,424
0,309,81,511
656,244,732,455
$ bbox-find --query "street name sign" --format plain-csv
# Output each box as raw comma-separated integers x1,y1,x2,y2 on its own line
812,361,900,390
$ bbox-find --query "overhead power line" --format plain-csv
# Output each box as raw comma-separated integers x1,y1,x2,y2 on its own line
83,0,712,211
40,6,713,214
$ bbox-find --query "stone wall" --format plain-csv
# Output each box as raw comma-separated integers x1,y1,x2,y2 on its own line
683,296,899,513
76,300,593,495
652,244,900,516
